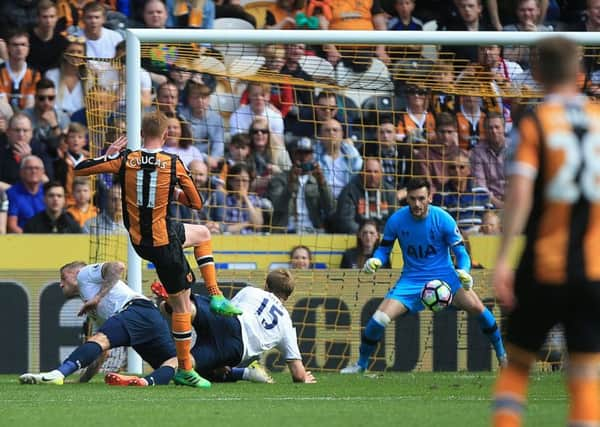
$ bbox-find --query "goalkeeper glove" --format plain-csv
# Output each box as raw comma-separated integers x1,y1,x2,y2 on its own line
363,258,382,274
456,269,473,291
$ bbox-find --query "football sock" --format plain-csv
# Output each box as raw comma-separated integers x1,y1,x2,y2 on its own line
172,312,194,371
567,355,600,426
58,341,103,377
232,367,246,381
195,241,221,296
492,362,529,427
358,311,390,370
478,308,506,359
144,366,175,386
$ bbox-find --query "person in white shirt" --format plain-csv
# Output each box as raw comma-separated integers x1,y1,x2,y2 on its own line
229,82,285,140
18,261,179,387
82,2,123,60
115,268,317,384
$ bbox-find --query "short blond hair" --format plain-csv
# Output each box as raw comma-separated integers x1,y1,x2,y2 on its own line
142,111,169,139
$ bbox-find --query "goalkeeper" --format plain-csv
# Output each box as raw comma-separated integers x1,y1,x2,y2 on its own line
341,178,506,374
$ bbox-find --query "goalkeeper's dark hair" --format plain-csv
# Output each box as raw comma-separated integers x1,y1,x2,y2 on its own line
265,269,295,301
406,177,431,194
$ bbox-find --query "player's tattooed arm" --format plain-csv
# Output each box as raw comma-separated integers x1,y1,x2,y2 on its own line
77,262,126,316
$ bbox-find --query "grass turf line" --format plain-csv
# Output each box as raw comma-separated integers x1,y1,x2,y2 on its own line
0,372,566,427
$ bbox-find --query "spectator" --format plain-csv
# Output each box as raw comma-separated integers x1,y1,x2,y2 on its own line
82,2,124,59
388,0,423,30
179,80,224,170
44,36,87,116
456,95,486,150
568,0,600,76
0,113,53,185
83,183,127,234
98,40,153,109
289,245,312,269
314,118,363,198
24,181,82,233
156,80,182,115
0,29,41,111
479,209,501,235
469,112,506,208
169,158,224,228
280,43,315,135
442,0,493,62
267,137,335,233
161,112,204,168
0,188,7,234
503,0,553,69
340,219,391,269
220,162,269,234
468,44,523,132
364,118,413,203
432,150,493,234
173,0,215,28
24,79,71,157
239,45,294,118
28,0,69,74
429,60,457,115
296,91,355,141
66,177,97,227
264,0,306,29
229,82,285,140
143,0,170,28
413,112,459,193
397,85,436,145
335,158,397,234
314,0,389,64
217,133,252,186
54,122,88,206
6,155,46,233
248,116,292,196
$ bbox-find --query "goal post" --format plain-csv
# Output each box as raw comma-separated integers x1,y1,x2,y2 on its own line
117,29,597,373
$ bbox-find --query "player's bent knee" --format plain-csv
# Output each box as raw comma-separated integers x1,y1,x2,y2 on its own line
183,223,210,246
87,333,111,351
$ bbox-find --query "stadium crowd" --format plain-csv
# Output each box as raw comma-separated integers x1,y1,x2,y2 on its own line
0,0,598,242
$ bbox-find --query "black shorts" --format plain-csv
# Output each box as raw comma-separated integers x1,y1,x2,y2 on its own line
506,273,600,354
132,222,195,294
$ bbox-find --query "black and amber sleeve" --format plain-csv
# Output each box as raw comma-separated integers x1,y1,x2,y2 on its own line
176,159,204,210
74,151,126,176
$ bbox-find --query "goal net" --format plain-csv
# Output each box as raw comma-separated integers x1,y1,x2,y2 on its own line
78,29,586,372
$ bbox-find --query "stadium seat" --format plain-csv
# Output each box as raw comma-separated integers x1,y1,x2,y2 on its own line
227,55,265,78
298,55,335,83
335,57,394,92
189,56,227,75
212,18,259,65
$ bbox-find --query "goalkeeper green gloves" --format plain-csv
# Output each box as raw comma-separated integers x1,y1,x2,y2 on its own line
456,269,473,290
363,258,382,274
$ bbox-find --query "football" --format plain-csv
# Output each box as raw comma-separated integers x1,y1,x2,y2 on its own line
420,279,453,312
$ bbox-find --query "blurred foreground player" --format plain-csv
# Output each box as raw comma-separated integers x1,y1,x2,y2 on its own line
492,36,600,427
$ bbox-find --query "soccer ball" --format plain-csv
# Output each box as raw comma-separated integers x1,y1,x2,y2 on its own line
420,280,453,312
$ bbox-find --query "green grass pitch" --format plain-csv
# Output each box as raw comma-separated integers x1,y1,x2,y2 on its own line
0,372,566,427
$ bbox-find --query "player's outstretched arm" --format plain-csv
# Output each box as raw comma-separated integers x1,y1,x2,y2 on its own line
287,360,316,383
